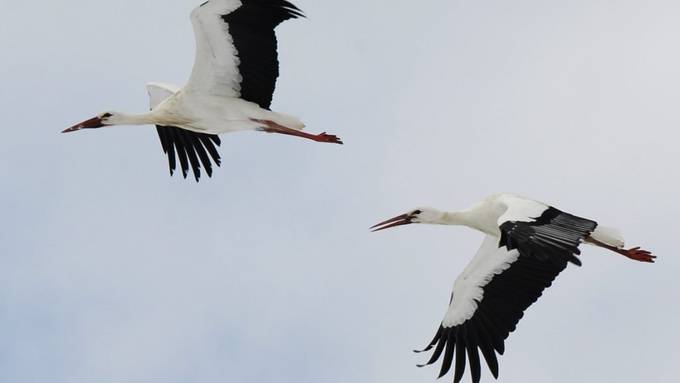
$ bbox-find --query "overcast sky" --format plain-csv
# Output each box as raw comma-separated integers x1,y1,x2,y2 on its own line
1,0,679,382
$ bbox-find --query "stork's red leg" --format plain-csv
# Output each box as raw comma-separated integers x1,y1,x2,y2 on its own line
252,119,342,144
615,247,656,263
586,237,656,263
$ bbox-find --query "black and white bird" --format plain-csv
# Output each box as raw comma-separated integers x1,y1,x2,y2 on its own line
371,193,654,383
63,0,341,182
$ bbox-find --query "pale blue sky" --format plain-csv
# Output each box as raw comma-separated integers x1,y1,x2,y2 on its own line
1,1,679,382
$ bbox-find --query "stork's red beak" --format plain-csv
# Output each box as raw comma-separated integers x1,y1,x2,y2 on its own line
371,213,415,232
62,116,105,133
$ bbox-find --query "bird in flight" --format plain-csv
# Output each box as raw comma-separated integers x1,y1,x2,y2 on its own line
371,193,654,383
63,0,342,182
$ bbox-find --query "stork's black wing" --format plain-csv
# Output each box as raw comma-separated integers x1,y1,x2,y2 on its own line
156,126,221,182
499,207,598,267
419,208,597,383
223,0,304,109
418,249,568,383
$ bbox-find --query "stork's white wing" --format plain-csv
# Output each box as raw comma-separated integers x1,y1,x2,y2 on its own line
418,234,570,383
146,82,181,110
443,235,520,327
185,0,243,98
496,194,549,224
183,0,304,109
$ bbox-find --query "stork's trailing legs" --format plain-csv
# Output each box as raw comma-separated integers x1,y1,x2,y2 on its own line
586,237,656,263
252,119,343,144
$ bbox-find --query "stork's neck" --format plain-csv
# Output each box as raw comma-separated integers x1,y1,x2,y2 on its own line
434,207,496,235
417,208,474,226
441,211,475,226
108,112,160,126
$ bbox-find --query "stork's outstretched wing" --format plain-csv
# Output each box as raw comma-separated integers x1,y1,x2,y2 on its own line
185,0,304,109
420,202,597,383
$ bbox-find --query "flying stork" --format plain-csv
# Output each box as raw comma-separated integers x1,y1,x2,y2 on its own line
63,0,341,182
371,193,654,383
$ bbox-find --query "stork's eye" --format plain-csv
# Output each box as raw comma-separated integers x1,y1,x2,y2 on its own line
413,210,423,215
101,112,113,119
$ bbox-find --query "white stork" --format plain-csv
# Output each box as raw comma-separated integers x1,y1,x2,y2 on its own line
371,193,654,383
63,0,341,182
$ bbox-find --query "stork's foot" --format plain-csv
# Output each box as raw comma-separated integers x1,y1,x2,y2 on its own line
314,132,343,145
619,247,656,263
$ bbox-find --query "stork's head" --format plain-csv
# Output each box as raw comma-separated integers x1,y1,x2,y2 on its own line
62,112,114,133
371,208,445,231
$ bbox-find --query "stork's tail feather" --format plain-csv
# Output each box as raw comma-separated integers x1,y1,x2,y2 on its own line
589,226,625,249
273,112,305,131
